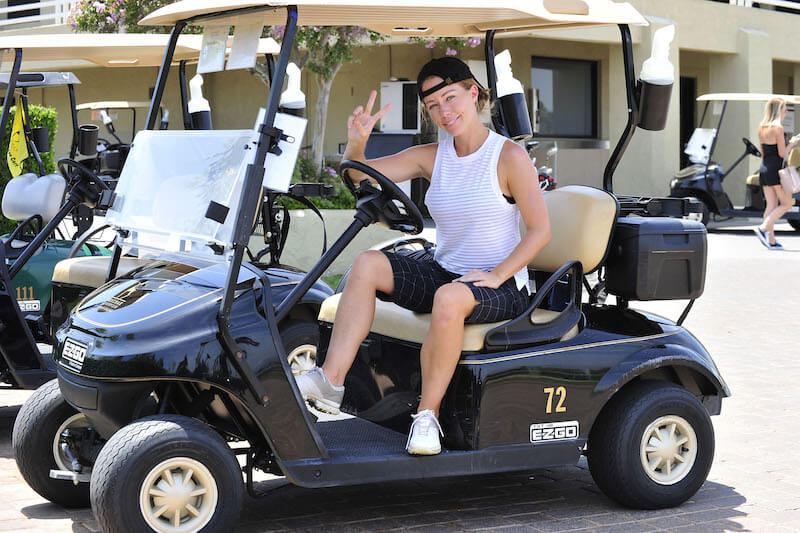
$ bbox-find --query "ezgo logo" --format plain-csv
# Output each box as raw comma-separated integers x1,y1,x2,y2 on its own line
530,421,579,442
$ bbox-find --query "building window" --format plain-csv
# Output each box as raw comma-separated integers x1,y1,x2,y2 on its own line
531,56,598,138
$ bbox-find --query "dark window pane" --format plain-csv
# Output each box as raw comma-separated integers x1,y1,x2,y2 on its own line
531,56,597,138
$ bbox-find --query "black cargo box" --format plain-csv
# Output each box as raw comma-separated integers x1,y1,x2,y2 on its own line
605,217,707,300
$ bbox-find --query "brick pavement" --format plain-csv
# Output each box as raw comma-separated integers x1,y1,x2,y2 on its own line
1,223,799,532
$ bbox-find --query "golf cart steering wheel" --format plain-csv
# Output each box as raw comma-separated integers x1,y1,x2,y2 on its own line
340,159,424,235
58,158,111,208
742,137,761,158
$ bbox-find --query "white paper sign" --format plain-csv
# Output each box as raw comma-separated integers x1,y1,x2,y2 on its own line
227,23,263,71
198,25,228,74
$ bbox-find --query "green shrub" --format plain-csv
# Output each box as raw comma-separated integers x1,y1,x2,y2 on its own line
281,155,355,210
0,105,58,233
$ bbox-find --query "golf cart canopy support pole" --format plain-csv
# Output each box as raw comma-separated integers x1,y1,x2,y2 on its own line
69,84,79,159
146,22,185,130
704,100,727,189
19,91,45,176
179,60,192,130
216,6,298,407
603,24,638,193
0,48,22,148
483,30,509,139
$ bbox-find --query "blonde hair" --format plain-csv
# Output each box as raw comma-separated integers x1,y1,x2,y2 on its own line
760,97,786,128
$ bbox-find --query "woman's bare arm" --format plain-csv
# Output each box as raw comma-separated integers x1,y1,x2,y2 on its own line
342,90,435,184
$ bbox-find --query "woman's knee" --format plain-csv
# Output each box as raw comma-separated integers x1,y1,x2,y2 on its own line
431,284,475,323
347,251,393,290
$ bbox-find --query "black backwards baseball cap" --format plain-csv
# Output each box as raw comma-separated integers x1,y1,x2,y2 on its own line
417,57,485,100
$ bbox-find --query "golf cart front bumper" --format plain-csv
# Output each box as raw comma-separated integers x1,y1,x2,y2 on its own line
57,367,153,439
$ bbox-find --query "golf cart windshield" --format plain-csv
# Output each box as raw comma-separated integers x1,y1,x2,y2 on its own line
105,129,257,258
105,110,303,258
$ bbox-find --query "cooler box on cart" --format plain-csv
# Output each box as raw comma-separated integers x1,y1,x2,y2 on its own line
605,217,707,300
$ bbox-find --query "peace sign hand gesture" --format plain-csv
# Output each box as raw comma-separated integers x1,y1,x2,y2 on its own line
347,89,392,148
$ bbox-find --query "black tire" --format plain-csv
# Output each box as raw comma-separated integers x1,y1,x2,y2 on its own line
789,219,800,233
281,320,319,375
587,380,714,509
90,414,243,533
12,379,91,508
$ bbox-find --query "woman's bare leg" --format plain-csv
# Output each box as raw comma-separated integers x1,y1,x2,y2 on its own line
418,282,478,416
761,185,792,243
760,186,779,242
322,250,393,386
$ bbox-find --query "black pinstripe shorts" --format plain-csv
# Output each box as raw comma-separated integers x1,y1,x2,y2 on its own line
377,251,528,324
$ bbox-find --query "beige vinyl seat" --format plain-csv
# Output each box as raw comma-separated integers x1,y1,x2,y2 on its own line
318,185,618,351
52,255,155,288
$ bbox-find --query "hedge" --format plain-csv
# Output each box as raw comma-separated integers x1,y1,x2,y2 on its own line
0,104,58,233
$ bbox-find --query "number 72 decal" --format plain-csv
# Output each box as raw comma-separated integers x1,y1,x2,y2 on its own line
544,386,567,413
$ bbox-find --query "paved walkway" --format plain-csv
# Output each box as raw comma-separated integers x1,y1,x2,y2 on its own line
1,223,799,532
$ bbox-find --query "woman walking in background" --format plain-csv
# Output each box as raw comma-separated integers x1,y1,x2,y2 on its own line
755,97,798,250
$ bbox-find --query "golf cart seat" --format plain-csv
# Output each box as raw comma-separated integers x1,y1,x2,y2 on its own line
1,172,66,256
52,255,154,288
318,185,617,351
746,173,760,186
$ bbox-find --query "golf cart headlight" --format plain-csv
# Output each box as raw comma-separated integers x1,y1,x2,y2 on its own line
670,178,679,189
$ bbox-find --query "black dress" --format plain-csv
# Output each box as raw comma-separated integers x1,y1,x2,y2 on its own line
759,144,781,187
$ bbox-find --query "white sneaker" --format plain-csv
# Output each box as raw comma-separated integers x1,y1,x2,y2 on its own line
294,367,344,415
406,409,443,455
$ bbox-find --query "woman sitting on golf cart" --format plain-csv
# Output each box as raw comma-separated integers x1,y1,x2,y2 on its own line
297,57,551,455
755,97,799,250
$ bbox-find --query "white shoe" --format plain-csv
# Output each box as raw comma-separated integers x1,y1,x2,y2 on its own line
294,367,344,415
406,409,443,455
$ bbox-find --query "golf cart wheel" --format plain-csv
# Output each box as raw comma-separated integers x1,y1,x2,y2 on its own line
12,379,91,508
789,219,800,233
281,320,319,375
587,380,714,509
90,414,242,533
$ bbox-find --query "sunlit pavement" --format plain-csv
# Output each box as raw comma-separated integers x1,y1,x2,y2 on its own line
1,222,799,532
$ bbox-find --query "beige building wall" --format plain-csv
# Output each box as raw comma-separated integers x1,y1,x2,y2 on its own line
14,0,800,206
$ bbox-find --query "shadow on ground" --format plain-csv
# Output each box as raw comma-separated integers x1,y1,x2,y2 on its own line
233,463,748,532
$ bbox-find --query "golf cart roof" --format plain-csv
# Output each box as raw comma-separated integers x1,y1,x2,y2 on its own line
140,0,647,35
697,93,800,105
0,71,80,88
76,101,155,111
0,34,280,68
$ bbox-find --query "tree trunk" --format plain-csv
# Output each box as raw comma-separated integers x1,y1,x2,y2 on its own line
310,63,341,174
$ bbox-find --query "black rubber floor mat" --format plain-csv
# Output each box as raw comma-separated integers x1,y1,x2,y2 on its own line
316,418,409,459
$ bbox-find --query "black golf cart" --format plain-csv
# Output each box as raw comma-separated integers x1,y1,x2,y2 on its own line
0,61,118,386
669,92,800,228
0,32,224,353
17,1,726,530
9,31,335,509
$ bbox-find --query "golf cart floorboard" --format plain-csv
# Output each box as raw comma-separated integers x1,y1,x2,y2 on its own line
283,417,581,488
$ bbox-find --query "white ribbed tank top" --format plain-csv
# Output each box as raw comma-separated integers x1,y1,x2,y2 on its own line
425,129,528,291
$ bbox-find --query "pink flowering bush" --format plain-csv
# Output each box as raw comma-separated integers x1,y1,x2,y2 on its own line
68,0,173,33
407,35,481,56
